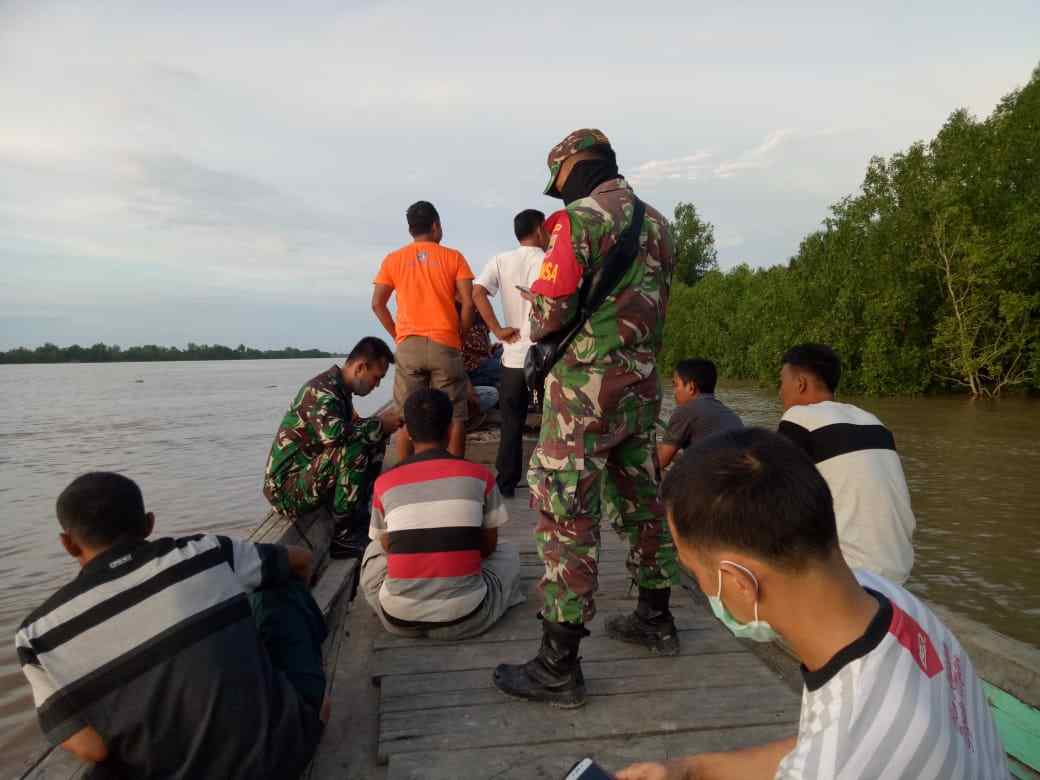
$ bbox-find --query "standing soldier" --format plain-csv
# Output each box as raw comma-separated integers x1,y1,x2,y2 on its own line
493,130,679,708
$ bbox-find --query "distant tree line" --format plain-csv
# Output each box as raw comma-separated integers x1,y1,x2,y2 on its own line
0,343,338,364
663,65,1040,397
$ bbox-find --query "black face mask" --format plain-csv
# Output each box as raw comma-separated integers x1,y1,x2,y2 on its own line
557,157,620,204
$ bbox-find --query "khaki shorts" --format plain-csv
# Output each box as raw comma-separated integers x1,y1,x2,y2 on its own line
394,335,469,420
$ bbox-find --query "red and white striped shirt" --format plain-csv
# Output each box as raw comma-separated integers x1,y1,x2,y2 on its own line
369,449,508,625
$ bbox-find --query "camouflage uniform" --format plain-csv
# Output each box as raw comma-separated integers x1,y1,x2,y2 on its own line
264,365,385,517
528,131,680,625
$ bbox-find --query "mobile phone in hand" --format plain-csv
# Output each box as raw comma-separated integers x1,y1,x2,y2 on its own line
563,757,613,780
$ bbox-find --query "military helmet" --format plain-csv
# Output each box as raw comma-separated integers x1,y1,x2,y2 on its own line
544,128,613,196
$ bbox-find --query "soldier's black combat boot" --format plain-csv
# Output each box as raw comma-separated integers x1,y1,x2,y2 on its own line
328,506,369,559
605,586,679,656
493,617,589,708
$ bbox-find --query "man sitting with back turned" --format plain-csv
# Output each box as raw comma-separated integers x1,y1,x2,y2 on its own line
17,472,328,779
359,389,524,639
617,429,1008,780
657,358,743,471
776,343,915,583
264,336,402,558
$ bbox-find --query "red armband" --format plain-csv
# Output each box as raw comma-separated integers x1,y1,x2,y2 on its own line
531,211,581,298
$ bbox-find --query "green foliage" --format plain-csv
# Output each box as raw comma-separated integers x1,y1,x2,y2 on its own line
0,343,336,364
662,65,1040,396
671,202,718,286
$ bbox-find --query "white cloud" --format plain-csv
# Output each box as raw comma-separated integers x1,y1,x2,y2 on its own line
713,129,795,179
629,151,714,185
629,129,795,186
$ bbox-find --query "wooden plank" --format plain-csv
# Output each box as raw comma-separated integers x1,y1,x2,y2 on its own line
983,681,1040,775
370,492,802,770
370,601,718,650
256,507,336,555
386,724,796,780
380,652,784,713
377,682,799,761
303,564,356,780
312,557,359,618
371,627,739,680
307,603,389,780
16,751,87,780
1010,756,1040,780
247,509,284,543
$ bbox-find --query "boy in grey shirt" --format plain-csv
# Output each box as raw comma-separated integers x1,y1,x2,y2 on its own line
658,358,743,470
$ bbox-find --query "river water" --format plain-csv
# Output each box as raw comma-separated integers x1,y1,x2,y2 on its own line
1,359,1038,774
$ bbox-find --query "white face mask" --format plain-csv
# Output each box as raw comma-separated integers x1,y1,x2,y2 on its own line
707,560,778,643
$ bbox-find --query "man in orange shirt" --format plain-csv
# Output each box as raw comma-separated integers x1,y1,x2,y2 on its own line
372,201,475,459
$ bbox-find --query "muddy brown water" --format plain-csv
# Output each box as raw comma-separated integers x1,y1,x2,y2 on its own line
1,361,1037,774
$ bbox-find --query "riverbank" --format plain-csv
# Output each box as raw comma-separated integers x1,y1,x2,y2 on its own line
0,343,339,364
660,67,1040,399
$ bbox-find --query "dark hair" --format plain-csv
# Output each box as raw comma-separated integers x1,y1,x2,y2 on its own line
662,428,838,569
406,201,440,237
404,388,453,444
782,343,841,393
56,472,150,547
674,358,718,394
347,336,394,367
513,209,546,241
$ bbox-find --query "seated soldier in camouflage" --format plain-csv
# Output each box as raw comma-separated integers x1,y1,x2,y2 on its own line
264,337,402,558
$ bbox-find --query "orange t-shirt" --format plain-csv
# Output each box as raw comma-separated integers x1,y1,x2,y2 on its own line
374,242,474,350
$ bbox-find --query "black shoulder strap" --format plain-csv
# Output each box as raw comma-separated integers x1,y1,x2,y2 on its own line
558,198,646,350
581,198,645,317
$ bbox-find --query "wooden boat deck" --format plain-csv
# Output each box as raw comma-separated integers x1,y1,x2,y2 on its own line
307,440,802,779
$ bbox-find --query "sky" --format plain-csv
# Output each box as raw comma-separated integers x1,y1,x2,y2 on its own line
1,0,1037,351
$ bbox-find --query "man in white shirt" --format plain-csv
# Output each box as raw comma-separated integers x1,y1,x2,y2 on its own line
617,429,1007,780
473,210,549,497
776,343,916,584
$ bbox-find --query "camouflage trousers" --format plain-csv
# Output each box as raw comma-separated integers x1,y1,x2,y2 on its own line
264,438,383,518
528,422,679,625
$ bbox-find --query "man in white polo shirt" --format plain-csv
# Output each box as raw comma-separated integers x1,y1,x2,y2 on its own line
617,429,1007,780
473,209,549,497
776,343,916,584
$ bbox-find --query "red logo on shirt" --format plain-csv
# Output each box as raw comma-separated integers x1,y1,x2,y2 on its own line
943,642,975,753
889,604,943,678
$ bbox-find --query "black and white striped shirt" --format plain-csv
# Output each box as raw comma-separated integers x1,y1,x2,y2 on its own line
16,534,321,779
779,401,916,583
776,570,1008,779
